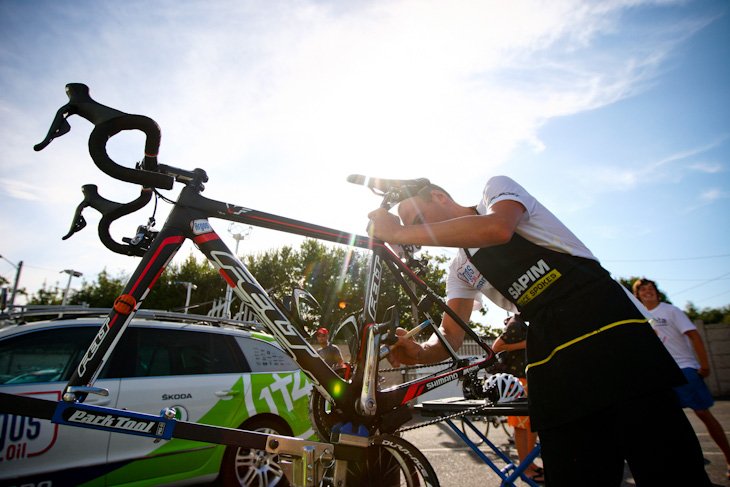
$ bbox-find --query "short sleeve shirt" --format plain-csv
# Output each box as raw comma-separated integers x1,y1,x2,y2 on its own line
650,302,700,369
446,176,598,311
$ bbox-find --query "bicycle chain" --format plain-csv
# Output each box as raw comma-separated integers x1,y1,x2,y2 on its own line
395,401,494,433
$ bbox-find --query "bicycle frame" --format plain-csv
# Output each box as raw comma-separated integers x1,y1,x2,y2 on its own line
34,83,496,434
64,172,495,428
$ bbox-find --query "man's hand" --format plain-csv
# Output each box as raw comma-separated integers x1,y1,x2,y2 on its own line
367,208,403,241
387,328,424,367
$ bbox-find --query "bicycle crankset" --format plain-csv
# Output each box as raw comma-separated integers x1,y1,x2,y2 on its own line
308,388,413,440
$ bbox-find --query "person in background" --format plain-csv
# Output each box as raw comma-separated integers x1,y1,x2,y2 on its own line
492,314,543,483
314,327,343,369
633,278,730,480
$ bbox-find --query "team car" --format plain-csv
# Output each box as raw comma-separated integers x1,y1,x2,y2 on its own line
0,308,315,487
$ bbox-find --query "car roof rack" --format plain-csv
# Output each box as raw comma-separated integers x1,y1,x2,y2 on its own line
0,305,267,333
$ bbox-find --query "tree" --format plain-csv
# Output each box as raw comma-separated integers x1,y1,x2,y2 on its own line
143,254,225,313
684,302,730,324
70,269,126,308
26,282,64,306
243,240,453,331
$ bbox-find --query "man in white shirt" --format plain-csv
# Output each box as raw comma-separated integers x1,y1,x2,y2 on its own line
368,176,710,486
634,278,730,479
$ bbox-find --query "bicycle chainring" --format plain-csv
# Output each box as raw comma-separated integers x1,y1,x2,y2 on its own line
308,388,350,441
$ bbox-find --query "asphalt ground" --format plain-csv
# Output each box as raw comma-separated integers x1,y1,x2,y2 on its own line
400,397,730,486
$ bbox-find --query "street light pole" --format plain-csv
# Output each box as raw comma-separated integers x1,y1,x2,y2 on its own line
59,269,83,318
174,281,198,314
0,255,23,310
61,269,83,306
224,224,252,318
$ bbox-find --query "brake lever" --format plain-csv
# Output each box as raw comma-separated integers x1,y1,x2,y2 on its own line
63,184,154,256
63,185,124,240
35,84,126,152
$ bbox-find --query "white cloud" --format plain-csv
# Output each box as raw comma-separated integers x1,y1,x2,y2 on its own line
690,161,724,173
0,179,42,201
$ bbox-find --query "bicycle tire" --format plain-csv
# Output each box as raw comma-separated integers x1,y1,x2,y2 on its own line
346,434,439,487
460,417,487,446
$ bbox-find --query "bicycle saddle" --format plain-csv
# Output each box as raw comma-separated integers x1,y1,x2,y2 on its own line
347,174,430,202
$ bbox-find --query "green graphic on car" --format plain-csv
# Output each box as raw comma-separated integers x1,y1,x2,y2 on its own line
72,371,314,487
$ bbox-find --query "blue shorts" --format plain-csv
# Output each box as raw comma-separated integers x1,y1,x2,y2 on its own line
674,368,714,411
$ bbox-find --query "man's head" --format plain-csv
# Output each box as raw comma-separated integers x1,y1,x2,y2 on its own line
633,278,659,306
315,327,329,346
397,183,458,227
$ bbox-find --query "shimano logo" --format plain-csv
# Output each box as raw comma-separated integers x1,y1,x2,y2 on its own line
426,372,458,390
191,220,212,235
507,259,562,306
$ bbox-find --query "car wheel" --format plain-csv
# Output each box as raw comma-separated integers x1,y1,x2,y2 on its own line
219,416,292,487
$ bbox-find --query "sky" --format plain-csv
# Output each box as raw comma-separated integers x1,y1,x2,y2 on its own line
1,0,728,331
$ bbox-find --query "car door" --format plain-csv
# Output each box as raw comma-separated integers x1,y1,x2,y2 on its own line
0,325,122,486
105,326,250,485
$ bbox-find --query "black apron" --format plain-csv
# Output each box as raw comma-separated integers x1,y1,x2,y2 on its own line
465,233,684,430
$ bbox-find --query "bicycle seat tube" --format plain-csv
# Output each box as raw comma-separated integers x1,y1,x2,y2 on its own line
358,324,381,416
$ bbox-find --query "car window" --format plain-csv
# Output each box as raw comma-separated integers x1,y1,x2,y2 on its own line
235,336,298,372
0,327,97,384
126,328,248,378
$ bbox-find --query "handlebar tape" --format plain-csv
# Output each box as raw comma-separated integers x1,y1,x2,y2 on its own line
89,115,174,190
98,188,154,256
36,84,174,190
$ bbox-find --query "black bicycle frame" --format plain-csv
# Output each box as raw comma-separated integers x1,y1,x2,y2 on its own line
64,176,494,424
36,83,495,430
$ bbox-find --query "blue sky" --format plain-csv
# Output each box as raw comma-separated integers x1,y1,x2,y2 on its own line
1,0,728,330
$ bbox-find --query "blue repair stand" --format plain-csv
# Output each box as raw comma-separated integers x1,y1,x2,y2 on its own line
417,397,541,487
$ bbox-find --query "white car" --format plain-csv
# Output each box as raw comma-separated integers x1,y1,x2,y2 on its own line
0,309,314,487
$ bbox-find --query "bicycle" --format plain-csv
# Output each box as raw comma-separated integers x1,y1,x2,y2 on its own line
18,83,500,487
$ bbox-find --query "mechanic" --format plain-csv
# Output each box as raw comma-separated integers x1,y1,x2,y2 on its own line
314,327,343,369
367,175,710,486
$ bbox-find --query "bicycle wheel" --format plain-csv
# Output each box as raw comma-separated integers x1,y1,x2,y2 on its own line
499,416,514,439
460,416,487,445
346,434,439,487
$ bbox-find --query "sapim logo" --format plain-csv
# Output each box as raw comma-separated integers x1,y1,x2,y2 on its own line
508,259,562,306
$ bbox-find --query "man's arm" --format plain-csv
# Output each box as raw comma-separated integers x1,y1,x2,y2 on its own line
388,298,474,366
492,337,526,353
685,329,711,377
368,200,526,248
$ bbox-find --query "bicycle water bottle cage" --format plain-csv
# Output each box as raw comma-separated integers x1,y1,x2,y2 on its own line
63,184,155,257
346,174,430,209
34,83,174,190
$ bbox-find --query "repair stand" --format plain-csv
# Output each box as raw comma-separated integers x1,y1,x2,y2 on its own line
416,397,541,487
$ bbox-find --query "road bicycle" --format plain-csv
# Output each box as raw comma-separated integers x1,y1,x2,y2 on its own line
3,83,501,486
